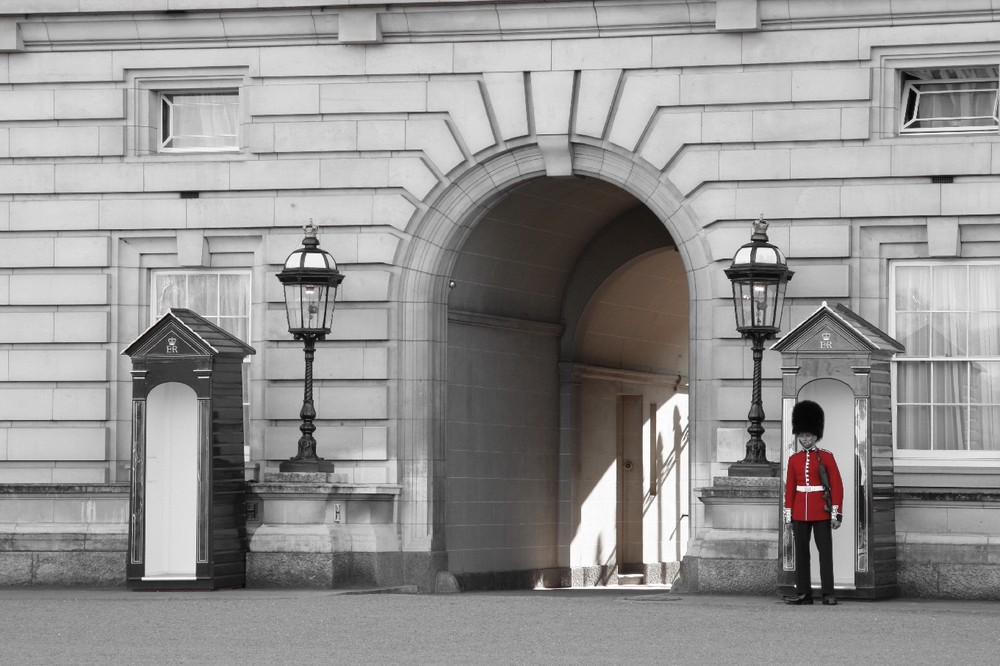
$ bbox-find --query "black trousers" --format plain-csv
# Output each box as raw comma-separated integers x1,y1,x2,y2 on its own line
792,519,834,596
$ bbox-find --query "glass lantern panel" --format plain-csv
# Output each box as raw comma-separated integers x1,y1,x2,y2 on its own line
302,253,330,269
732,282,750,329
751,281,771,328
284,283,339,332
732,279,784,331
753,246,779,265
773,280,788,329
733,246,754,264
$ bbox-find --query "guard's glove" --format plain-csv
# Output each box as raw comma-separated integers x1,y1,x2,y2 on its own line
783,508,792,524
831,506,842,530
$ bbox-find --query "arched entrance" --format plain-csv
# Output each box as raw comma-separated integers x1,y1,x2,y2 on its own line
393,143,710,589
442,175,690,587
145,381,199,579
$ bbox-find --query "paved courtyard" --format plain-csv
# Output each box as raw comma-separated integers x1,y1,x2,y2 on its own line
2,586,996,665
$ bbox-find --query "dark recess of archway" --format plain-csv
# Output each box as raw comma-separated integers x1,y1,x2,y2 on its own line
443,176,683,590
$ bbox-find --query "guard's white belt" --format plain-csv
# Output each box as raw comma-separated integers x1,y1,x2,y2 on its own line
796,485,825,492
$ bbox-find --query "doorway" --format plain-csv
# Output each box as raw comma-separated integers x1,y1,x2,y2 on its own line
617,395,644,576
145,382,199,578
798,379,857,589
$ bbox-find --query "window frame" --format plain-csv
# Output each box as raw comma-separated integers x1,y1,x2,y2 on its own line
890,259,1000,466
898,66,1000,135
128,71,247,158
159,90,240,153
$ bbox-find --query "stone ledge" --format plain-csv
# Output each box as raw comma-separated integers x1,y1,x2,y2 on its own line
0,483,129,496
896,489,1000,503
250,479,402,497
697,476,781,501
0,523,127,552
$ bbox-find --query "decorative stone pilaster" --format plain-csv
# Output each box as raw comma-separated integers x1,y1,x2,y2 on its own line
246,473,405,589
673,476,780,594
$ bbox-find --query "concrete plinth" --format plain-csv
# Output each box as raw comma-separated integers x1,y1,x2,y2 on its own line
674,476,781,594
246,473,412,589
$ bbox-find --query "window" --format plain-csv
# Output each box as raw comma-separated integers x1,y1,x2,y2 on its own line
900,67,1000,134
127,70,246,157
152,270,253,464
891,262,1000,458
160,92,239,152
152,271,250,341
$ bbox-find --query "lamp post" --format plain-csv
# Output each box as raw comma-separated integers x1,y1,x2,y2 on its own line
276,223,345,473
724,216,794,476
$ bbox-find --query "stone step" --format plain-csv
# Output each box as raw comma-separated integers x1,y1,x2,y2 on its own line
618,573,645,586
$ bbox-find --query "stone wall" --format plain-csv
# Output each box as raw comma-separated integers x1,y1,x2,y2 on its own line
897,491,1000,600
1,0,1000,593
0,485,128,585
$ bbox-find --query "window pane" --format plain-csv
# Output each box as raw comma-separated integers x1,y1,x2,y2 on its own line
895,266,930,311
154,274,186,315
970,361,1000,404
186,274,219,316
217,317,248,342
932,405,967,450
897,405,931,450
220,273,250,317
969,406,1000,451
929,265,967,310
969,313,1000,356
931,312,967,357
932,362,968,403
896,313,930,357
970,264,1000,310
898,362,931,403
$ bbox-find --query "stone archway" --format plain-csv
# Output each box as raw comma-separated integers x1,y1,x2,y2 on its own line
395,143,711,587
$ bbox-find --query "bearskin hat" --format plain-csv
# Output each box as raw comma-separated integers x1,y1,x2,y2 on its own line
791,400,825,440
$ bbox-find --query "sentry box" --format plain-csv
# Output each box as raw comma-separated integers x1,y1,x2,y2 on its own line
122,308,255,590
773,302,904,600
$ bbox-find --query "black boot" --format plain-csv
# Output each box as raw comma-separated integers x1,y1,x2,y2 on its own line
784,593,814,605
822,594,838,606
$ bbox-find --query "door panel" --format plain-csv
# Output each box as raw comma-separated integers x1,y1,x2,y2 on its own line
145,382,198,578
617,395,644,569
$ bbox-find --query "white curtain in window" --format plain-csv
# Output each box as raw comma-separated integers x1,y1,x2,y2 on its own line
907,67,1000,130
153,272,250,342
970,362,1000,451
969,265,1000,356
219,274,250,341
897,364,930,450
166,94,238,150
894,266,930,355
896,263,1000,451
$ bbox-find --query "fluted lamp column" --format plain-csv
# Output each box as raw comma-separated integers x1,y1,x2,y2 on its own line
276,223,345,473
724,216,794,477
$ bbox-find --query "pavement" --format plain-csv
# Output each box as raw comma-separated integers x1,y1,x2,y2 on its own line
1,585,997,665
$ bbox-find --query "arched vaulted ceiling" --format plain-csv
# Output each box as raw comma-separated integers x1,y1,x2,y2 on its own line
448,176,687,377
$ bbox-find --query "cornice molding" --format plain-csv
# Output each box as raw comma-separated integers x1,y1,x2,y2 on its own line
4,2,997,52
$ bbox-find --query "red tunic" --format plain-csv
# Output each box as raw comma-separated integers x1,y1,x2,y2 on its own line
784,448,844,522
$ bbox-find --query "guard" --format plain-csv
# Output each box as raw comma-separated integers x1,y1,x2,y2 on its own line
783,400,844,606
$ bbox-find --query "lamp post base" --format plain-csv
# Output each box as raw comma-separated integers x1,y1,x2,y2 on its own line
280,459,336,473
727,461,780,477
